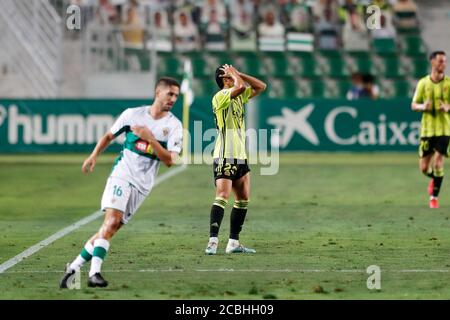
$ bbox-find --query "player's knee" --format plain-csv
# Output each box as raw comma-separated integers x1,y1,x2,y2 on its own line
216,191,230,201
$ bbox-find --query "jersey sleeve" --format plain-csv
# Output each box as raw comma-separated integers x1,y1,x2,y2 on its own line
412,79,425,104
110,108,132,137
167,121,183,154
212,89,231,111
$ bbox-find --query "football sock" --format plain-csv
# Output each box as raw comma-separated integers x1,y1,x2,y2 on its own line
432,167,444,197
425,167,434,178
229,200,249,241
89,238,110,277
209,197,227,237
69,241,94,271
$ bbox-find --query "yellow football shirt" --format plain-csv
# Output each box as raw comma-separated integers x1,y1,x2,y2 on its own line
412,75,450,137
212,86,252,160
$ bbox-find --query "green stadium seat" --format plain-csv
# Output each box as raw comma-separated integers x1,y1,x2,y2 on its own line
193,78,217,97
265,55,294,78
190,57,209,78
372,38,397,55
157,55,182,78
238,56,267,77
411,57,429,78
122,48,151,71
402,36,426,56
337,80,352,98
297,56,321,78
322,56,349,78
278,78,301,98
380,57,404,78
393,79,411,98
347,51,373,74
301,79,326,98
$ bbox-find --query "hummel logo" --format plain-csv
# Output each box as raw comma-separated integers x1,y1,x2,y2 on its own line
267,103,319,147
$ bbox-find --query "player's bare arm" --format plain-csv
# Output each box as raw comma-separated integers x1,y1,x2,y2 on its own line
82,131,115,174
411,100,432,112
131,125,177,167
220,64,246,98
238,72,267,98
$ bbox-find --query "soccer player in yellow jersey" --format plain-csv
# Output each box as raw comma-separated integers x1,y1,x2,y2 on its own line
412,51,450,208
205,64,266,254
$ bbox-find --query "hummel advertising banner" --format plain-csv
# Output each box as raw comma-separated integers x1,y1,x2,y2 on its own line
0,98,420,153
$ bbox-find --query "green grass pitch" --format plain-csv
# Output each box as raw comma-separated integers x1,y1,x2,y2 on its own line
1,153,450,299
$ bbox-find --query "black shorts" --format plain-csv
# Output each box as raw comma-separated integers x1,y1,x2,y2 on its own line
419,136,450,158
213,158,250,182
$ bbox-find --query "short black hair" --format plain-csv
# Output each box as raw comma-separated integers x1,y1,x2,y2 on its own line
156,77,180,89
429,51,446,61
362,73,375,84
215,66,225,89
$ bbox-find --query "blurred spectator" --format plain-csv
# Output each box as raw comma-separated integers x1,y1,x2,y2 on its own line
313,0,339,23
121,0,144,48
282,0,312,33
95,0,119,24
258,8,285,38
200,0,227,24
315,8,340,50
203,9,227,50
230,8,257,51
393,0,419,29
150,10,172,51
360,74,380,99
346,72,363,100
371,13,396,39
174,10,200,51
342,8,369,51
230,0,255,26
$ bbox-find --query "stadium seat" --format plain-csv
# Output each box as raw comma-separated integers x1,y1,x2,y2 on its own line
401,36,426,57
193,78,217,97
157,54,182,78
190,57,209,78
301,79,326,98
321,56,349,78
294,53,321,78
372,38,397,55
411,57,429,78
237,56,267,78
264,54,294,78
347,52,374,74
393,79,411,97
379,57,405,78
278,78,301,98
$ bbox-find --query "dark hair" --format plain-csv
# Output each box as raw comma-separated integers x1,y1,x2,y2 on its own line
362,73,375,84
429,51,446,61
156,77,180,89
215,66,225,89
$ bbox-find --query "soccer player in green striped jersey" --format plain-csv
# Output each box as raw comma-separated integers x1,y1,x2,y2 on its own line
412,51,450,209
205,64,266,255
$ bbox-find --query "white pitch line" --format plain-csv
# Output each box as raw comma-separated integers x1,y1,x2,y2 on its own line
0,164,187,274
3,268,450,274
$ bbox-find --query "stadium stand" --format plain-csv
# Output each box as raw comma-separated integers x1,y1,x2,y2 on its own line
1,0,446,98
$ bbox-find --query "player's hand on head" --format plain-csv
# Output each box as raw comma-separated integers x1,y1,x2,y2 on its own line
132,125,154,142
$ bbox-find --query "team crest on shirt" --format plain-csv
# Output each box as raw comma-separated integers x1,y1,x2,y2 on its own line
163,127,169,136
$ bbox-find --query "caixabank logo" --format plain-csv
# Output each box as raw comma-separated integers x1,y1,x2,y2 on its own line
265,102,421,151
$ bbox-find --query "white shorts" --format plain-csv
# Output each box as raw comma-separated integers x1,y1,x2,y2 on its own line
101,176,146,224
